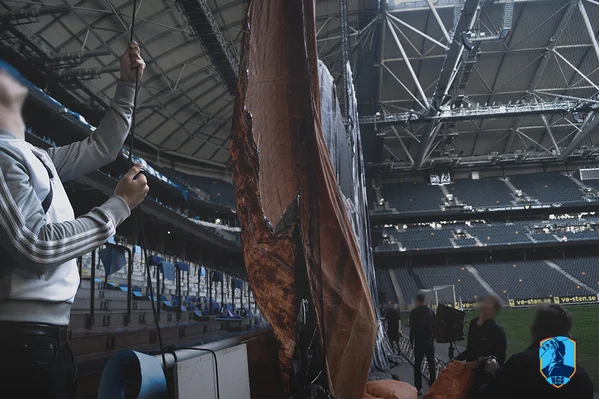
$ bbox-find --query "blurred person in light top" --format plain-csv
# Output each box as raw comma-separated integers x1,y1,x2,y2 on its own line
0,43,147,398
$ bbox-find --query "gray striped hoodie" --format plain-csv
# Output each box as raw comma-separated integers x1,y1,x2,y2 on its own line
0,82,135,326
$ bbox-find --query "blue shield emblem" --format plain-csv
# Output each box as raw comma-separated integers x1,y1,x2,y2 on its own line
539,336,577,388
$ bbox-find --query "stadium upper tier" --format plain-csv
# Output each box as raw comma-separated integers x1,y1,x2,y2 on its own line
376,219,599,252
373,172,599,217
378,256,599,309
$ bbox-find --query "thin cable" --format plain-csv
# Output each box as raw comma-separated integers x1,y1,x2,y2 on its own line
125,1,169,396
127,0,140,167
140,210,171,398
166,346,221,399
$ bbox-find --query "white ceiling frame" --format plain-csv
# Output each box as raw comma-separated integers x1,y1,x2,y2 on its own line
385,15,431,110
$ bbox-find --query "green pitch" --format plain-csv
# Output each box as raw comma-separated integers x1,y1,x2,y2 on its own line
457,305,599,389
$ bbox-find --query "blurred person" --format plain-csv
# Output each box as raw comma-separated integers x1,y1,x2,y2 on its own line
385,303,402,354
0,43,147,398
409,293,436,395
476,304,594,398
458,295,506,396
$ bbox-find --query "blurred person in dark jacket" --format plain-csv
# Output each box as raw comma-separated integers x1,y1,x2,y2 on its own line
409,293,436,395
385,303,402,354
458,296,507,368
476,304,594,398
458,295,507,396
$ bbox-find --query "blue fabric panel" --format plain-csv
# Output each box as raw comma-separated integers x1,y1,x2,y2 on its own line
99,247,126,276
149,255,164,266
212,271,223,282
160,262,176,281
175,262,189,272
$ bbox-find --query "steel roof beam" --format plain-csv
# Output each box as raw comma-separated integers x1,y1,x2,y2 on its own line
176,0,238,94
559,112,599,160
374,3,387,114
413,0,480,169
578,0,599,64
389,0,556,13
425,0,451,42
0,5,69,21
361,99,597,125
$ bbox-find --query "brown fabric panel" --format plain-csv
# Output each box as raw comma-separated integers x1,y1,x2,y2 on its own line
231,0,376,397
298,0,377,397
230,0,303,391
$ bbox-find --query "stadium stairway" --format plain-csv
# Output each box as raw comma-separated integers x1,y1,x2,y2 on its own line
409,268,424,290
465,265,501,300
388,269,407,310
544,260,598,294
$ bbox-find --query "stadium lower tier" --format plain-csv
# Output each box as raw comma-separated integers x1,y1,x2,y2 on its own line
377,256,599,310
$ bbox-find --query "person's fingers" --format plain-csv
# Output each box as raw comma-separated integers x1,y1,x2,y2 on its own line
122,46,132,59
131,56,144,69
144,185,150,194
123,163,143,180
135,173,148,186
130,46,140,57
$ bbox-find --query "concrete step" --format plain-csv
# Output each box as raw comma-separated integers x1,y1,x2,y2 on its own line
72,298,155,312
69,309,208,330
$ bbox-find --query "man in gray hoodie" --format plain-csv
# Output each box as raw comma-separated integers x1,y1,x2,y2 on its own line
0,43,147,398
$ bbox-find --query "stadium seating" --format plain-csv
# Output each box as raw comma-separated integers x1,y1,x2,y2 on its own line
393,268,420,304
400,265,487,304
380,258,599,311
171,171,236,208
508,173,583,204
376,172,592,216
446,178,514,208
468,224,533,246
474,261,586,301
391,228,454,250
382,182,443,213
553,257,599,291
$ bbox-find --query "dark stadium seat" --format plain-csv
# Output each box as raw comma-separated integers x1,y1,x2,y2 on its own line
393,268,420,304
447,178,514,208
508,173,584,204
553,257,599,290
382,182,443,213
411,265,488,303
474,261,589,301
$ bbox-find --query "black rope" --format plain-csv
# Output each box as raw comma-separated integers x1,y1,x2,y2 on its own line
125,1,170,397
127,0,140,167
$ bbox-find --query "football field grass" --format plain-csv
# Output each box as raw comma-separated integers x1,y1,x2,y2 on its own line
457,305,599,388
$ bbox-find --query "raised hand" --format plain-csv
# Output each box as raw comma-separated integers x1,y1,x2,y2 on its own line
120,41,146,83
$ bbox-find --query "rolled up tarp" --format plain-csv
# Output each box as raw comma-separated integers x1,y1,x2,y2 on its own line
98,350,167,399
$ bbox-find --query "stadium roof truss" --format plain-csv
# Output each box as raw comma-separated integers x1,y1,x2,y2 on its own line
0,0,375,170
365,0,599,170
1,0,597,172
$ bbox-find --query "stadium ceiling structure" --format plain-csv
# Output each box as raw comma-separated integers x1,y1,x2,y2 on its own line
0,0,374,171
367,0,599,171
0,0,598,172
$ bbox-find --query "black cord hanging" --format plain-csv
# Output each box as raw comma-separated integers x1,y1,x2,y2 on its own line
127,0,140,167
125,1,171,397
